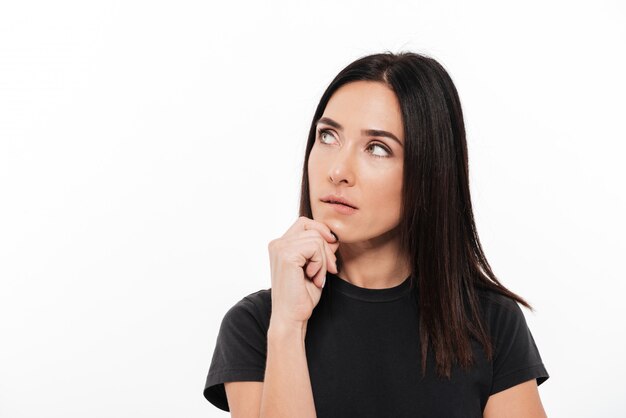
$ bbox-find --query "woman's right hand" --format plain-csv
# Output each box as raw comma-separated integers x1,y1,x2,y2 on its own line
267,216,339,330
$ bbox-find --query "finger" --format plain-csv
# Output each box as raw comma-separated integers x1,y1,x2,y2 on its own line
313,238,327,287
282,216,313,238
303,221,339,272
321,238,338,274
305,220,337,244
299,231,338,274
304,238,325,284
284,216,338,244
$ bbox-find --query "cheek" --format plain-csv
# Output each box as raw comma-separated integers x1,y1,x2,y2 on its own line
308,149,324,177
307,153,321,189
381,185,402,208
368,168,402,195
366,171,403,213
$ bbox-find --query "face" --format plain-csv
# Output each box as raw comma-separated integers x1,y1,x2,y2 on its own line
308,80,405,245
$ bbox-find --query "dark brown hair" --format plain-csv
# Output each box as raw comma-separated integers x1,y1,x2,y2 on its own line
298,51,534,379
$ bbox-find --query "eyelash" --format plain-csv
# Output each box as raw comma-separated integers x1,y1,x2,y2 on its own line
316,128,392,158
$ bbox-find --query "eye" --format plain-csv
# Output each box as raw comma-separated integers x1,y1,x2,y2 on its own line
316,128,392,158
367,143,391,158
318,128,335,144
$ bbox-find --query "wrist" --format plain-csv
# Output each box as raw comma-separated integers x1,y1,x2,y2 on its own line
268,317,307,340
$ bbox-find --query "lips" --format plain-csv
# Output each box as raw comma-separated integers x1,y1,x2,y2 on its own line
320,194,358,209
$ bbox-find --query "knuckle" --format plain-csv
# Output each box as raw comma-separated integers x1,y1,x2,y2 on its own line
268,238,283,252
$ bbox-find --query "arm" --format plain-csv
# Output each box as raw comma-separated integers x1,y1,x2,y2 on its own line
483,378,547,418
224,381,263,418
259,320,317,418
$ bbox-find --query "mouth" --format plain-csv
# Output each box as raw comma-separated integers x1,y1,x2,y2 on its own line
322,200,356,209
320,196,358,209
322,200,358,215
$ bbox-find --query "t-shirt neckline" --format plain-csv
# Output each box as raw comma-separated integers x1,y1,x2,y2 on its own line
326,272,413,302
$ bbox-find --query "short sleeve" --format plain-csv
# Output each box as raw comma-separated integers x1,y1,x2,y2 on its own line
487,294,550,395
203,297,269,412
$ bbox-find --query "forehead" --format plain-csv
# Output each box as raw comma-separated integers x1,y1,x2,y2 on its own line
322,81,404,141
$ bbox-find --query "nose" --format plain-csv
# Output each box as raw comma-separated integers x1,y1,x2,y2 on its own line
328,147,355,186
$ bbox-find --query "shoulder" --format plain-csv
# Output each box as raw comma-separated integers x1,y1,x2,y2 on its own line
475,287,526,324
473,286,550,394
204,288,272,411
241,288,272,314
212,288,273,355
472,286,535,344
221,288,272,331
475,286,520,310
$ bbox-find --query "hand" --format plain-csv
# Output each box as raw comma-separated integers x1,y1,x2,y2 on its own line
267,216,339,328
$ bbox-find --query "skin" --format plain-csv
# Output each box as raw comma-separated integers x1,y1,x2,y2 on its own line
308,80,411,289
483,379,548,418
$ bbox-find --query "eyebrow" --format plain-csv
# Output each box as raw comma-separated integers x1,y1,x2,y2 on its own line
316,117,403,148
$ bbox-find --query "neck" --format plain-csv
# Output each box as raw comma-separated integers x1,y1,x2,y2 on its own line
336,238,411,289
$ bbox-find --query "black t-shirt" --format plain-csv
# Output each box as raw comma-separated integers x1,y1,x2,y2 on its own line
203,272,549,417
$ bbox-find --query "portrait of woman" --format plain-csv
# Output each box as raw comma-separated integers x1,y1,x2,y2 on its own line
5,0,624,415
202,51,550,417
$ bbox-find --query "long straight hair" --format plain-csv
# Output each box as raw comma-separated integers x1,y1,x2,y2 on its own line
298,51,534,379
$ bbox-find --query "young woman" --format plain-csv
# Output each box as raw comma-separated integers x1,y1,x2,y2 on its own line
203,51,550,417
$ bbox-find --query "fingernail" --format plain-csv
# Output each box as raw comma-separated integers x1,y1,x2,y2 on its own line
330,231,338,242
322,276,326,288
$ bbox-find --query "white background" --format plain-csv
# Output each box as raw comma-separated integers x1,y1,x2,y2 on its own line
1,1,624,417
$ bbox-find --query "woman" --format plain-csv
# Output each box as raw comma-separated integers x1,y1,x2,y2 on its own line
203,51,550,417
